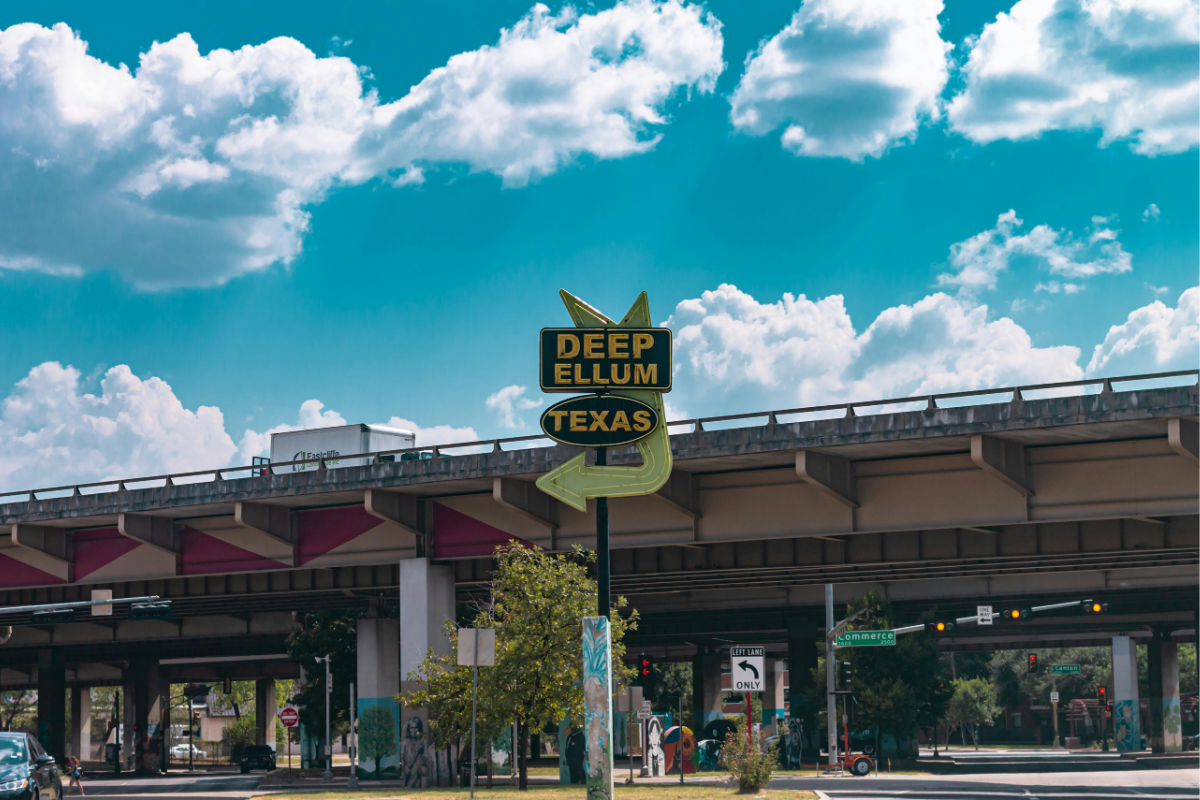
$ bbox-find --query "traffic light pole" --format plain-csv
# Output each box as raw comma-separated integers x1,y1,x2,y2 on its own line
825,584,836,767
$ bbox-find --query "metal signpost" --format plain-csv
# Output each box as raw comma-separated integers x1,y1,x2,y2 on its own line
536,290,673,800
458,628,495,800
1050,691,1060,747
314,655,333,781
348,683,358,790
279,705,298,782
731,647,765,755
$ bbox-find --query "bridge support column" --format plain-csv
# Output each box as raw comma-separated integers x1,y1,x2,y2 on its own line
691,644,722,734
357,617,400,778
129,659,162,772
37,649,66,763
1147,632,1181,753
71,687,91,761
1111,636,1143,751
787,617,819,758
763,660,785,729
399,558,455,787
255,679,277,749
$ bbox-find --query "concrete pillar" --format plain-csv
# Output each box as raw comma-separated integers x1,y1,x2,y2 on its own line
121,677,135,770
36,649,66,762
763,660,785,728
787,617,819,756
1111,635,1143,751
71,687,92,761
255,679,277,749
690,644,722,734
357,617,400,779
128,660,161,772
399,558,455,788
1147,633,1181,753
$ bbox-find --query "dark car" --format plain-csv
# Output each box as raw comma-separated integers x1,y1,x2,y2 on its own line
0,732,61,800
239,745,276,774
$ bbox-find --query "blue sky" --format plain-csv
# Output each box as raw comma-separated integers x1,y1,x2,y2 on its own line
0,0,1195,487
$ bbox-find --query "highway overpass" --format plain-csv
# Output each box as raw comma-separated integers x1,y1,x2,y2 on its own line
1,371,1196,760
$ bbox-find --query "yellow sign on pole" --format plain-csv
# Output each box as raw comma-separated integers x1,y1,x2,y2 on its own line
535,289,673,511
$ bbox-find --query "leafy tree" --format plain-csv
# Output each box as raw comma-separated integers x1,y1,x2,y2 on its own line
718,718,775,793
990,647,1115,708
945,678,1001,750
0,691,35,731
286,608,364,767
357,705,398,778
209,681,255,720
645,663,692,717
842,591,952,755
222,716,256,763
1180,645,1197,695
404,543,637,790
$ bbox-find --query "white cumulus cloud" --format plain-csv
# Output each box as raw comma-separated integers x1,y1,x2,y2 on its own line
1086,286,1200,375
947,0,1200,156
664,283,1084,414
0,2,723,288
936,209,1131,301
729,0,951,160
485,384,544,429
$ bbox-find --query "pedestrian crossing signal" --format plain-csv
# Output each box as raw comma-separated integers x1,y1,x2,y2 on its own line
639,654,655,694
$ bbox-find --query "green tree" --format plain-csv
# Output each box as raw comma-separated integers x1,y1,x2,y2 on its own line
842,591,952,756
404,543,637,790
718,718,775,793
286,608,363,767
357,705,398,778
990,647,1115,708
1180,644,1197,695
222,716,257,764
208,681,255,720
645,663,692,717
0,691,35,731
945,678,1001,750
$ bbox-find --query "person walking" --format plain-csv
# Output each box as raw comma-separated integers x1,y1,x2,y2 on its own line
66,756,85,795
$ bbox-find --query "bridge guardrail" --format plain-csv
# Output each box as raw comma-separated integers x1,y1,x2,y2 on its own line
1,369,1194,503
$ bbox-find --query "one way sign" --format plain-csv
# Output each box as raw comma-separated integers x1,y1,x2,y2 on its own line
730,646,765,692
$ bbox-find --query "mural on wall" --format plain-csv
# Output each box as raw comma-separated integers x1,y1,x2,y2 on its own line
492,725,513,775
1114,700,1142,752
644,716,665,777
357,703,399,779
663,725,695,774
780,717,804,770
582,616,612,800
400,716,430,787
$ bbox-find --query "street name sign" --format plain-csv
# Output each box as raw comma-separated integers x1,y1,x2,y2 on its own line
730,646,765,692
1052,664,1081,674
977,605,993,626
835,630,896,648
1050,691,1060,704
540,395,660,448
540,328,672,393
279,706,299,728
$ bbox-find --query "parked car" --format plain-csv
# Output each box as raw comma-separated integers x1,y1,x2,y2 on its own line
0,732,62,800
239,745,276,774
169,744,203,759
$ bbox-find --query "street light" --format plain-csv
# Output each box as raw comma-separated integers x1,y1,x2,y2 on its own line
315,655,333,781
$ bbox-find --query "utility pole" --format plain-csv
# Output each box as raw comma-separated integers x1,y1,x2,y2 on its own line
825,584,836,766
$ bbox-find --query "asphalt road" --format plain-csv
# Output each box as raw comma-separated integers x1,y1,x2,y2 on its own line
76,772,267,799
774,770,1200,800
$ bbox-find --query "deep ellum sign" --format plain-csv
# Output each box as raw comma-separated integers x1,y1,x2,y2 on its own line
539,327,672,393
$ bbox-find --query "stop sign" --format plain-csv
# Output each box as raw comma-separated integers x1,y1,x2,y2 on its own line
279,706,299,728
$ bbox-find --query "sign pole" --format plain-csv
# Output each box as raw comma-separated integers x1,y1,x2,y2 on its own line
595,448,609,617
825,584,837,766
745,692,753,753
470,630,479,800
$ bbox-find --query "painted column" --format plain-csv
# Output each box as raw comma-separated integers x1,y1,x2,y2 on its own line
255,679,277,748
357,617,400,779
582,617,612,800
787,616,819,760
121,675,135,770
399,557,455,788
129,659,161,772
1111,635,1143,751
71,687,92,761
690,644,722,733
763,660,786,728
37,650,66,763
1147,633,1181,753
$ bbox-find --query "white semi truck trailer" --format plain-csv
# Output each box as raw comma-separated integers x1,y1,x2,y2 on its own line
268,424,416,473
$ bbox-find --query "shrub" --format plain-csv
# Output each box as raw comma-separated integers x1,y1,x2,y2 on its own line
718,720,775,793
221,716,257,764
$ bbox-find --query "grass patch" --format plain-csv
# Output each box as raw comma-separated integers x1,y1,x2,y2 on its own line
253,786,816,800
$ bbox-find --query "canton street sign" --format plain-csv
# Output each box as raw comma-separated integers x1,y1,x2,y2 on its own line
1052,664,1081,674
730,646,765,692
835,630,896,648
279,706,299,728
977,605,993,626
540,394,660,449
540,327,672,393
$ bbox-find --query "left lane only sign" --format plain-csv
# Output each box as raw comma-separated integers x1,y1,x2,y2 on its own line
730,646,765,692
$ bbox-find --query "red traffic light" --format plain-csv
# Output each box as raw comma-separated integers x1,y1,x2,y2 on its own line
1027,653,1038,673
640,656,652,677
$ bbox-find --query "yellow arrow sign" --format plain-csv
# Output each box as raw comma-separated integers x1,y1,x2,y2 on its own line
535,290,673,512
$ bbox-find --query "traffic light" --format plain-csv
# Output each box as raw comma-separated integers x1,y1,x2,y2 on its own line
638,654,655,695
838,660,853,690
32,608,75,623
1096,685,1107,704
129,600,173,620
1000,607,1031,622
1027,653,1038,673
1080,599,1109,614
925,620,957,634
191,710,201,738
223,676,232,694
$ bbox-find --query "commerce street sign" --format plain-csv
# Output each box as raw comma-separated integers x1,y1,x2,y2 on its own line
1052,664,1081,674
540,327,672,393
835,630,896,648
540,394,660,448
